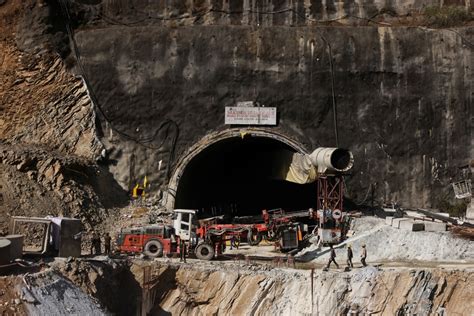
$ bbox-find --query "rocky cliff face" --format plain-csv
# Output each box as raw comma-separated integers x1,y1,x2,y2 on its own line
143,263,473,315
0,1,102,160
1,0,472,222
8,259,474,316
66,0,473,209
0,143,127,234
0,1,128,235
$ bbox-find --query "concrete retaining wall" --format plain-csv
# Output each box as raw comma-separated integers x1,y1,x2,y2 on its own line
423,221,447,232
399,220,425,231
391,218,410,228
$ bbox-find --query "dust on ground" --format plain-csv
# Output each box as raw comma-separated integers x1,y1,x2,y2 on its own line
297,216,474,264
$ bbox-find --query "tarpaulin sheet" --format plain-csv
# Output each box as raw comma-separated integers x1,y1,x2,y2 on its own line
284,153,318,184
272,150,318,184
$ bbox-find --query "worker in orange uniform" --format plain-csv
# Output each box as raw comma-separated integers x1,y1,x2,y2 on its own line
360,244,367,267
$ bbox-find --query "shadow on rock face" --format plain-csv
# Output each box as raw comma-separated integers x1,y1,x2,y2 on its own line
149,267,179,315
91,166,129,209
61,163,129,209
96,264,142,315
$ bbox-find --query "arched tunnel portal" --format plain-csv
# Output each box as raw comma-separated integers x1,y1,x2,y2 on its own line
167,129,317,219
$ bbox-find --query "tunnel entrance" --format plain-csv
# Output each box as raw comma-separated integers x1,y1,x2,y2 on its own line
174,135,316,219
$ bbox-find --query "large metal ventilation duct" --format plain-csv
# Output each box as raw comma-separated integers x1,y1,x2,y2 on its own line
309,147,354,174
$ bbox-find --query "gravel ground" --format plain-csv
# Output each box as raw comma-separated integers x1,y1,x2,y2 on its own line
298,216,474,264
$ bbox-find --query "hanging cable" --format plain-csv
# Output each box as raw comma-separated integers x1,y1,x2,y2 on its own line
58,0,180,154
318,36,339,147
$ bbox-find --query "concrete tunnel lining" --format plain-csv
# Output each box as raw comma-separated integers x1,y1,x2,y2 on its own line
164,128,314,216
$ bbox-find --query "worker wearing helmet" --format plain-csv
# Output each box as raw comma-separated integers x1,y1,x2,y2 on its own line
325,245,339,270
346,244,353,268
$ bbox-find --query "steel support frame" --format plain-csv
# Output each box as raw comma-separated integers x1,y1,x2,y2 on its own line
316,176,344,211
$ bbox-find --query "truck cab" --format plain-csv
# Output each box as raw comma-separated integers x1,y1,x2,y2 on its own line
172,209,198,247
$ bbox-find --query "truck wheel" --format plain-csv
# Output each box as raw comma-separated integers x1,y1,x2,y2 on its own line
195,243,215,260
247,230,262,246
143,239,163,258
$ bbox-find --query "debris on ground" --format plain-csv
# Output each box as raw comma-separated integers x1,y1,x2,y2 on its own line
298,217,474,263
0,276,25,315
451,226,474,241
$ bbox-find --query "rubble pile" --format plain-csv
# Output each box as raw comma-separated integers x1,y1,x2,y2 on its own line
0,276,25,315
0,143,128,236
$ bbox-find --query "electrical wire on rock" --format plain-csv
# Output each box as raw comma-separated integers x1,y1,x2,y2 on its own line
58,0,180,179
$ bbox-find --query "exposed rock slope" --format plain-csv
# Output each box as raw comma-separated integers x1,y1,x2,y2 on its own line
0,1,127,235
150,263,473,316
0,143,127,234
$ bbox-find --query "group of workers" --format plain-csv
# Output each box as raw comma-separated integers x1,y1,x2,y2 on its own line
326,244,367,270
90,232,112,256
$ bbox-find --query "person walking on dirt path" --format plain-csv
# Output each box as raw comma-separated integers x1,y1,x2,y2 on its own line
91,232,101,255
326,245,339,269
104,233,111,255
347,244,354,268
360,244,367,267
179,238,187,263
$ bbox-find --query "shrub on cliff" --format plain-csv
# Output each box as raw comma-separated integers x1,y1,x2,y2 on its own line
424,5,473,27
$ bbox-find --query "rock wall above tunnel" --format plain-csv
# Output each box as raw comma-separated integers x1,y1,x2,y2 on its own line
72,19,472,209
72,0,472,28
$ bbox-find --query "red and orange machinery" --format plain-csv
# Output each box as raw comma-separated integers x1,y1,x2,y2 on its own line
249,147,353,246
173,209,310,260
115,211,259,260
116,225,179,258
256,204,349,247
257,209,307,249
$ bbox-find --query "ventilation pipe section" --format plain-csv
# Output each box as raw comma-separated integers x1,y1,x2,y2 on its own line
284,148,353,184
309,147,353,174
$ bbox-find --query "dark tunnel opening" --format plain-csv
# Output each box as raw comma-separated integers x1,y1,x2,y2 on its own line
174,136,316,220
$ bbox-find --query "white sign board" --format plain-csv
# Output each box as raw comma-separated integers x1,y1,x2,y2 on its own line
225,107,277,125
236,101,255,107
